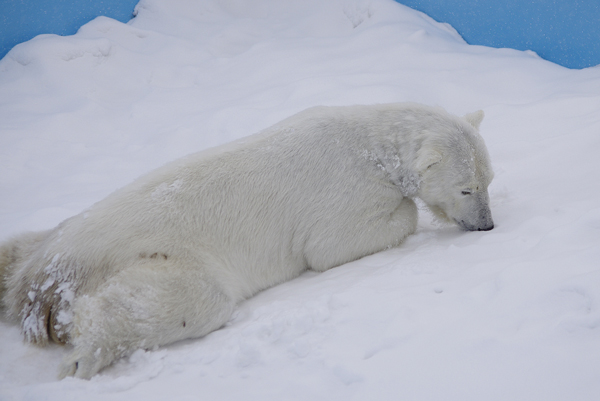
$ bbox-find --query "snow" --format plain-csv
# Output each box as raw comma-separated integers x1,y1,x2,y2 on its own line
1,0,599,399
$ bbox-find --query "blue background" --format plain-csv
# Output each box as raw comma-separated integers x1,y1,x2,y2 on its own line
0,0,599,69
0,0,138,58
397,0,600,69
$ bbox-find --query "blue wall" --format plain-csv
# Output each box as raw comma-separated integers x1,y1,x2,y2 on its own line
0,0,138,59
1,1,599,68
397,0,600,69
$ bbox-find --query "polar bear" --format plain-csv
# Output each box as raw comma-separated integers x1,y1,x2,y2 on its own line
0,103,494,379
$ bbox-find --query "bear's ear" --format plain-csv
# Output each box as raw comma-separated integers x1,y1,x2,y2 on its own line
464,110,484,130
416,148,442,173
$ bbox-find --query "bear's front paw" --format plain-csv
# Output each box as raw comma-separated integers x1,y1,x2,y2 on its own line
58,347,110,380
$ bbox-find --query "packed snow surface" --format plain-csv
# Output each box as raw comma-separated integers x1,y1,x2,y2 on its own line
1,0,599,400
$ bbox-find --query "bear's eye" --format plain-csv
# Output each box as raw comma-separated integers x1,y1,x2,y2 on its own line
461,190,472,196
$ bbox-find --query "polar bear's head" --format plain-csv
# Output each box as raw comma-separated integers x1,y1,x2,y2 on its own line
416,110,494,231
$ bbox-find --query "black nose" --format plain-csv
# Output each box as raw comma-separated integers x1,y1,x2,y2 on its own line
456,219,494,231
477,224,494,231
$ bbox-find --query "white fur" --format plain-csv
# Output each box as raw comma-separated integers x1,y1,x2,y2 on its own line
0,103,494,379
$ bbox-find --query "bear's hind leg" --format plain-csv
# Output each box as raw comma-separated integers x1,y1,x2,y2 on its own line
59,259,234,379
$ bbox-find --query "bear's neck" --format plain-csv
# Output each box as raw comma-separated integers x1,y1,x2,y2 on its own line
366,132,423,198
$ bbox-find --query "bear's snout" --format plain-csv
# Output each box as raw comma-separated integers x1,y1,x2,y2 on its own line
477,223,494,231
456,218,494,232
